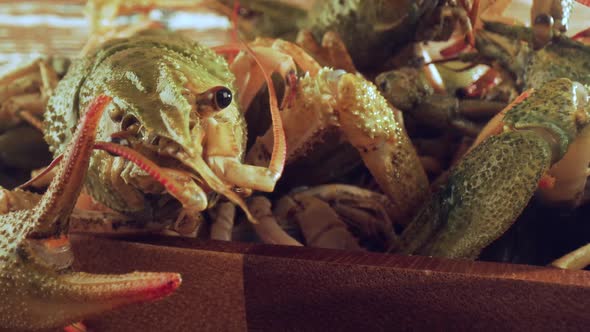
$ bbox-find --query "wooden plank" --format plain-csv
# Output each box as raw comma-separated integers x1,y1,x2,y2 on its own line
71,235,590,331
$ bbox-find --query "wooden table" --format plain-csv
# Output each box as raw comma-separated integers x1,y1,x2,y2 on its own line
72,235,590,331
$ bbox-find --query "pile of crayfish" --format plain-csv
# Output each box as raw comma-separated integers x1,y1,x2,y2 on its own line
1,0,590,330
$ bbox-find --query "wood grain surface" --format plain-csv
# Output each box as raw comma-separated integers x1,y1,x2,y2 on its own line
72,235,590,331
0,0,588,68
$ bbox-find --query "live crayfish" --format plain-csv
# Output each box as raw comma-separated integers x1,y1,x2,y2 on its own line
215,0,590,263
0,18,292,330
2,0,590,329
369,2,590,259
243,77,590,260
44,28,289,229
0,3,431,329
218,0,478,71
89,0,478,71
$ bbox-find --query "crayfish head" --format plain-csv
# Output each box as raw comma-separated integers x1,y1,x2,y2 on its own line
98,70,248,217
82,29,243,160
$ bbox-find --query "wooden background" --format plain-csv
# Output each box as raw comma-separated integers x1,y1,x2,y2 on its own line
0,0,588,72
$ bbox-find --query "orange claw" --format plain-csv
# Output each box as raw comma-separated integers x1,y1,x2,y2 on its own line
0,95,181,331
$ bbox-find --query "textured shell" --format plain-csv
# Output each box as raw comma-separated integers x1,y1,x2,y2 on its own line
45,29,240,154
399,130,553,259
504,78,590,159
475,22,590,91
525,40,590,90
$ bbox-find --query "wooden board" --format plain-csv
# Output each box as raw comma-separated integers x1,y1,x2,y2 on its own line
72,235,590,331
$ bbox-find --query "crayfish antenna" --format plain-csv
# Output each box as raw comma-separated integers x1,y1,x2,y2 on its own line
18,153,63,189
241,40,287,180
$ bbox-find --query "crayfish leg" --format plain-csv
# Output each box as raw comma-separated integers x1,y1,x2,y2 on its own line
295,30,357,73
551,243,590,270
248,196,303,246
0,59,57,131
209,201,236,241
334,73,430,224
292,195,364,250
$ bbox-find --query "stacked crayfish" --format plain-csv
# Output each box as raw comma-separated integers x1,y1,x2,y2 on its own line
1,0,590,330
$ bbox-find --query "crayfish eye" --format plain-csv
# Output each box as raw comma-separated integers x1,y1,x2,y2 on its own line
196,86,233,114
215,87,232,109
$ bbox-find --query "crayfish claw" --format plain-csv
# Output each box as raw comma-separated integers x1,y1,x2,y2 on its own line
1,95,182,330
1,265,180,330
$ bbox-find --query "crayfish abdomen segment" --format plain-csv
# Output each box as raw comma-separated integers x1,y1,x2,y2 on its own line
398,130,553,259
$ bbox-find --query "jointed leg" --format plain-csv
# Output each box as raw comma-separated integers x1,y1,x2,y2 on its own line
0,59,58,131
296,30,357,73
551,243,590,270
210,201,235,241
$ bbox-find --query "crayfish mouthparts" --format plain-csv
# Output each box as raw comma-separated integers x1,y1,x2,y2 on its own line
96,136,260,224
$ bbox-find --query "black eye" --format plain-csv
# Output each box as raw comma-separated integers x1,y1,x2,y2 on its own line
195,86,233,114
214,87,232,109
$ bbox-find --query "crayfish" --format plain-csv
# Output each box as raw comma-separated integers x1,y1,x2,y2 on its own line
2,0,590,329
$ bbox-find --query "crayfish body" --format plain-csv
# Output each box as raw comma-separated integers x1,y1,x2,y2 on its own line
44,29,278,229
